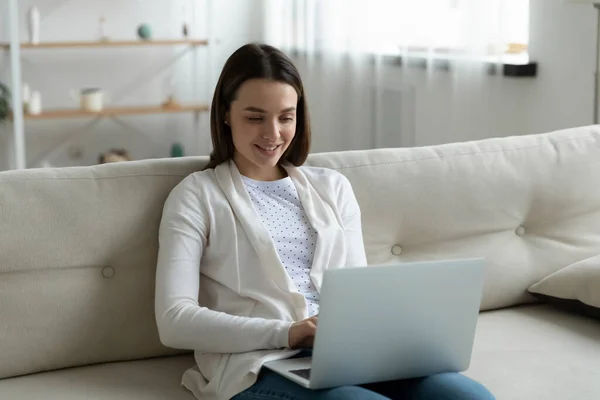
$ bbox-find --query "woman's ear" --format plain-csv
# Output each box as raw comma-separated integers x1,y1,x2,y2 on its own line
225,111,230,126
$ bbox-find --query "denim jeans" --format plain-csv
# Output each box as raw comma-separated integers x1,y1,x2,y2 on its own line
233,352,495,400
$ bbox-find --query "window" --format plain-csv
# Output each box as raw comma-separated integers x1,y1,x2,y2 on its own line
312,0,530,63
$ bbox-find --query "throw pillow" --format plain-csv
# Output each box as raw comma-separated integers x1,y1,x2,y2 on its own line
528,254,600,320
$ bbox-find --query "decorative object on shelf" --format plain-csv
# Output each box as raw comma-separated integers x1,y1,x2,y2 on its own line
27,6,40,45
27,91,42,115
181,4,189,38
137,23,152,40
70,88,108,112
22,83,31,109
20,82,42,115
0,81,11,124
161,95,181,109
162,74,178,108
97,17,109,41
98,148,132,164
170,142,184,157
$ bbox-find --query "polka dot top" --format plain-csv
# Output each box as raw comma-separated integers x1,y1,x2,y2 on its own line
242,175,320,317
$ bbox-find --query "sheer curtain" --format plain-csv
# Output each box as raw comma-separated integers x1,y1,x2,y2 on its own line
262,0,529,151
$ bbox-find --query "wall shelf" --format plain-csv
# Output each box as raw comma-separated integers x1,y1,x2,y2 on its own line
3,0,213,169
14,104,210,120
0,39,208,50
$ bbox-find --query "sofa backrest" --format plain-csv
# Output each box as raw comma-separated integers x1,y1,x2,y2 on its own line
1,126,600,379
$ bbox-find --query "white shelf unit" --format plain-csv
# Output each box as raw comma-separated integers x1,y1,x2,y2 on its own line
3,0,215,169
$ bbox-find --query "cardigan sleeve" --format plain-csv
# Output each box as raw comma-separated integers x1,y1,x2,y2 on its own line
154,177,292,353
339,175,368,267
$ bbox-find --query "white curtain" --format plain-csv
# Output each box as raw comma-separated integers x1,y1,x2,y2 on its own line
262,0,529,151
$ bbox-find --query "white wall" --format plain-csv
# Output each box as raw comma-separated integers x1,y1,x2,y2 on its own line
0,0,264,170
525,0,596,134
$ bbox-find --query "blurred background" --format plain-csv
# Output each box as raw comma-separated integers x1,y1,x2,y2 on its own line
0,0,596,170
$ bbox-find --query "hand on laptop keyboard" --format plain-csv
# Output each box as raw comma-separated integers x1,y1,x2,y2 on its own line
289,315,318,349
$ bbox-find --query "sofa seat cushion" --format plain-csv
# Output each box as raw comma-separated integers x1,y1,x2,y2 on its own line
1,306,598,400
0,354,196,400
465,304,600,400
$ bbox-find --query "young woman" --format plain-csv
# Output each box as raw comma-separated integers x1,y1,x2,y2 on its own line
155,43,495,400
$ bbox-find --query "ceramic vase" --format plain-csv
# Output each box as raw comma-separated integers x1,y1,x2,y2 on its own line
27,6,40,44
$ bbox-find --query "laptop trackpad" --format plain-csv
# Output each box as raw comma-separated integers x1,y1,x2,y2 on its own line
264,357,313,377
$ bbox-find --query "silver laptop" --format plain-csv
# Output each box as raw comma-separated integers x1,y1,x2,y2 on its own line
263,258,485,389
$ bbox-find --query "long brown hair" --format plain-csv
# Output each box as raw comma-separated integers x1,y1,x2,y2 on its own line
204,43,311,170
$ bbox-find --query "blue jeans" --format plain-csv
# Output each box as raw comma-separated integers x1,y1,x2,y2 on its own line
234,370,495,400
234,352,495,400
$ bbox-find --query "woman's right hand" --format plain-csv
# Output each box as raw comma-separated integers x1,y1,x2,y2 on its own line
288,315,318,349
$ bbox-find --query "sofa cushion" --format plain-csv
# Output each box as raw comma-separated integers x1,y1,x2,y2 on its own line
1,306,597,400
0,355,196,400
0,160,202,380
307,126,600,311
527,254,600,319
464,305,600,400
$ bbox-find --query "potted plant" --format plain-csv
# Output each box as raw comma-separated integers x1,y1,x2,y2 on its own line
0,81,11,124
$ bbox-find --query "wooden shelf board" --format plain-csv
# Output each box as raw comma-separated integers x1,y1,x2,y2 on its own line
1,39,208,50
16,104,209,120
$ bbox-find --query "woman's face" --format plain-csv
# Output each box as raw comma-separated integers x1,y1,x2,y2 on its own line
227,78,298,181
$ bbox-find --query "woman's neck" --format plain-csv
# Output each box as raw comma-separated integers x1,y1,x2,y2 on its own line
233,159,287,182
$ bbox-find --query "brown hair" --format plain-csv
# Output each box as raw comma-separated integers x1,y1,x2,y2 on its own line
203,43,311,170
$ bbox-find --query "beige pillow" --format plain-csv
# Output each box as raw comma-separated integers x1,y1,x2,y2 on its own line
528,255,600,320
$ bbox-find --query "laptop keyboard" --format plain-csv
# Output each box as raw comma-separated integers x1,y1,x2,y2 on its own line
290,368,311,380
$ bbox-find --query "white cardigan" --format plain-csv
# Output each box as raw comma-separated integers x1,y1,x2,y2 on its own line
155,160,367,400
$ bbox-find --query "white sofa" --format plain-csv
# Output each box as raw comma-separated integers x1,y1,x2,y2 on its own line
1,126,600,400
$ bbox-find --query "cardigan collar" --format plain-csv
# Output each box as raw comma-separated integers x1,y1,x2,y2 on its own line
214,160,342,318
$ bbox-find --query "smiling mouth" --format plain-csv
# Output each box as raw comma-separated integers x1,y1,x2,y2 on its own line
255,144,282,151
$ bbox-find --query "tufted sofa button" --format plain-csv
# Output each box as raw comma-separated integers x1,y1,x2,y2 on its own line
102,266,115,279
516,226,525,236
391,245,403,256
